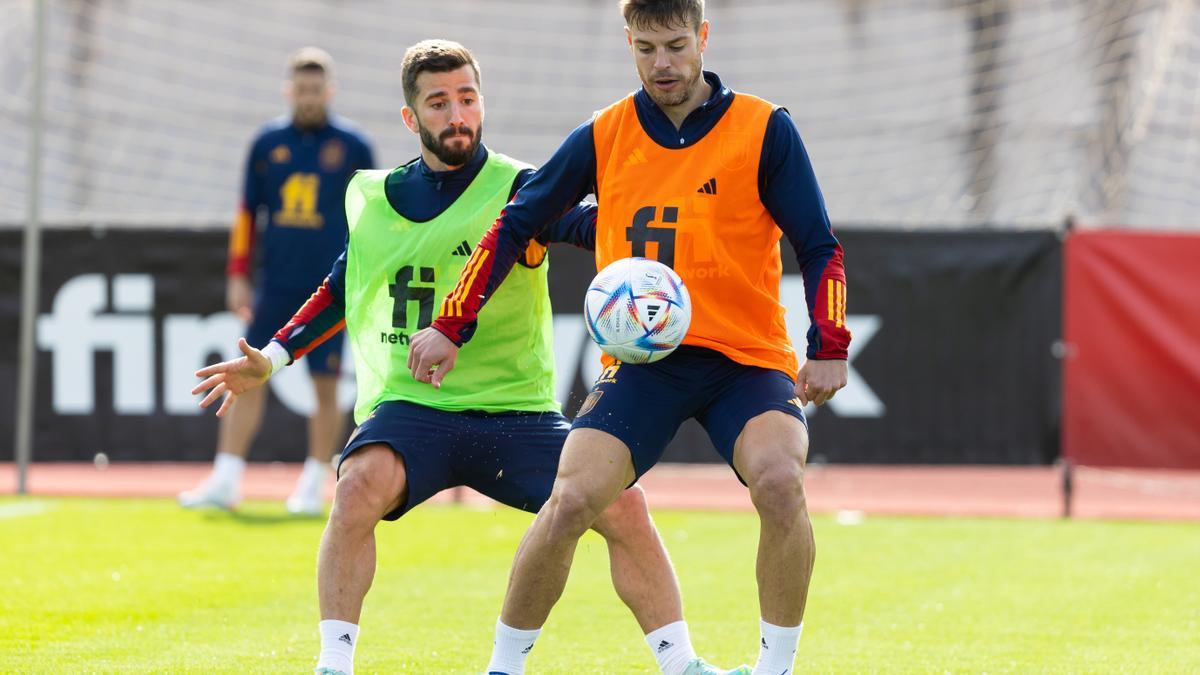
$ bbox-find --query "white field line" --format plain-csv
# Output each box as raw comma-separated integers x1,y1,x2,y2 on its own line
0,501,51,520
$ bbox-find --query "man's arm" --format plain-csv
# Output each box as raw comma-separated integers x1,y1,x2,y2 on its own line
228,136,265,278
761,108,851,361
433,121,599,345
227,136,267,322
538,202,597,252
265,249,349,368
760,108,850,404
507,168,598,267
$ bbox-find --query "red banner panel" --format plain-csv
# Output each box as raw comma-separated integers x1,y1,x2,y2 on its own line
1064,230,1200,468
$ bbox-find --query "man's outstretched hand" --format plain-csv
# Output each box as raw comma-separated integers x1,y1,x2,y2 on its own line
192,337,272,417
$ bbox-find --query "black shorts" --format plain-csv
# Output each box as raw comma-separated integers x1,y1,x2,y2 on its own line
340,401,569,521
571,346,806,482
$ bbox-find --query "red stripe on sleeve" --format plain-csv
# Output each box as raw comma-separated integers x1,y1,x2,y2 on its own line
273,279,338,358
812,246,852,360
227,204,256,277
434,218,502,344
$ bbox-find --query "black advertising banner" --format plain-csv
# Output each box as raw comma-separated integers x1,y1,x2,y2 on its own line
550,230,1063,465
0,229,328,462
0,228,1060,464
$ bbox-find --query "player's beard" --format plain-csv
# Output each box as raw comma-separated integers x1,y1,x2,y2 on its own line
420,123,482,168
642,60,703,109
293,104,328,130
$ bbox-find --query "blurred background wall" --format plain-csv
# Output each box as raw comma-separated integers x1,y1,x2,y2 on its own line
2,0,1199,230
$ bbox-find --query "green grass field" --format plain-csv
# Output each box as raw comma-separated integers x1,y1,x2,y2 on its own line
2,497,1198,673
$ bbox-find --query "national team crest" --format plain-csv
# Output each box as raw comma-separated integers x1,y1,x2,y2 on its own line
320,139,346,171
718,131,751,170
577,390,604,417
270,144,292,164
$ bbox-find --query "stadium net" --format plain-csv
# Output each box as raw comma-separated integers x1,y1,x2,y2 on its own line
1,0,1199,230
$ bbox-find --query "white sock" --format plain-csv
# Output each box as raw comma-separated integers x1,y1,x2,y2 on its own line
753,620,802,675
212,452,245,487
317,619,358,674
645,620,698,675
486,619,540,675
297,456,329,491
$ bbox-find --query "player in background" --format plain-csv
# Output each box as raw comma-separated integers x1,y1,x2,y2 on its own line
179,47,375,515
407,2,851,673
192,40,735,675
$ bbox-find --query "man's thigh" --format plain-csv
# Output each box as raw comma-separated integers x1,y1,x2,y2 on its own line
697,362,807,484
570,349,712,478
339,401,461,520
455,411,572,515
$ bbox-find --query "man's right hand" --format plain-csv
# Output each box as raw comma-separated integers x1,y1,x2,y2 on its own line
227,275,254,323
192,338,271,417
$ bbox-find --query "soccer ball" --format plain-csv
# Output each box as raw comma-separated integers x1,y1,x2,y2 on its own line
584,257,691,364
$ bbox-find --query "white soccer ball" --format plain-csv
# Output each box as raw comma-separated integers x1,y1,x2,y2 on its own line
584,257,691,364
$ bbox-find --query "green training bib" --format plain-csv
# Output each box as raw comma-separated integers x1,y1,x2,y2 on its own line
343,152,557,423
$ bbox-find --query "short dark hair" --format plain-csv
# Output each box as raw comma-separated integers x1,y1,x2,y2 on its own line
401,39,481,107
619,0,704,32
288,46,334,77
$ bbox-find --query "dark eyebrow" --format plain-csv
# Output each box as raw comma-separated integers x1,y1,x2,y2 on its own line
424,85,478,102
633,36,688,47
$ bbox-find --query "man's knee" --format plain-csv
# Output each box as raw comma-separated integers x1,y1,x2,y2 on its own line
543,481,614,540
331,446,405,525
746,455,809,527
591,485,651,540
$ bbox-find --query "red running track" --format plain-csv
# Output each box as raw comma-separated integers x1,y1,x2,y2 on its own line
2,462,1199,521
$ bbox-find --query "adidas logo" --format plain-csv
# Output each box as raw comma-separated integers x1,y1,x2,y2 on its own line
451,240,473,256
656,639,673,653
623,148,649,167
338,633,353,646
646,304,661,321
761,636,768,649
696,177,717,194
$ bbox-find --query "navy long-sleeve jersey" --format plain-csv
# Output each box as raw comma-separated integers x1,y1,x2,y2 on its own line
227,115,376,294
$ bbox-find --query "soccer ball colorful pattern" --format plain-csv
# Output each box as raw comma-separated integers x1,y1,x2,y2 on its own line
584,257,691,364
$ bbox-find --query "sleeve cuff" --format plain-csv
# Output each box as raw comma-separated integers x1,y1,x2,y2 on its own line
261,340,292,376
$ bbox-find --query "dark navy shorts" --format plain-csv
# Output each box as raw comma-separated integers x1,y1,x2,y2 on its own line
247,288,344,376
572,346,806,482
339,400,568,521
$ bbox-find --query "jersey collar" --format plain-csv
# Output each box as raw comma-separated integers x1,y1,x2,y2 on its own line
632,71,734,150
417,142,489,188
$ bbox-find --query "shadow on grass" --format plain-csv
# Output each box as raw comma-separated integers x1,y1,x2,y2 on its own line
202,508,326,526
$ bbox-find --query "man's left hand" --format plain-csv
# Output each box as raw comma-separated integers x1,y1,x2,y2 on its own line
407,327,459,388
796,359,847,406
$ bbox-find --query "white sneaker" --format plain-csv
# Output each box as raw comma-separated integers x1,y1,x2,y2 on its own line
178,478,239,510
285,480,324,516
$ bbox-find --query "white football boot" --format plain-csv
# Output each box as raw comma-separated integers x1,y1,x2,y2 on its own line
285,463,327,516
177,476,240,510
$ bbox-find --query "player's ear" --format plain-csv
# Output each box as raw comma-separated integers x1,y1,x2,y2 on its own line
697,20,709,53
282,80,293,103
625,26,634,50
401,106,419,134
